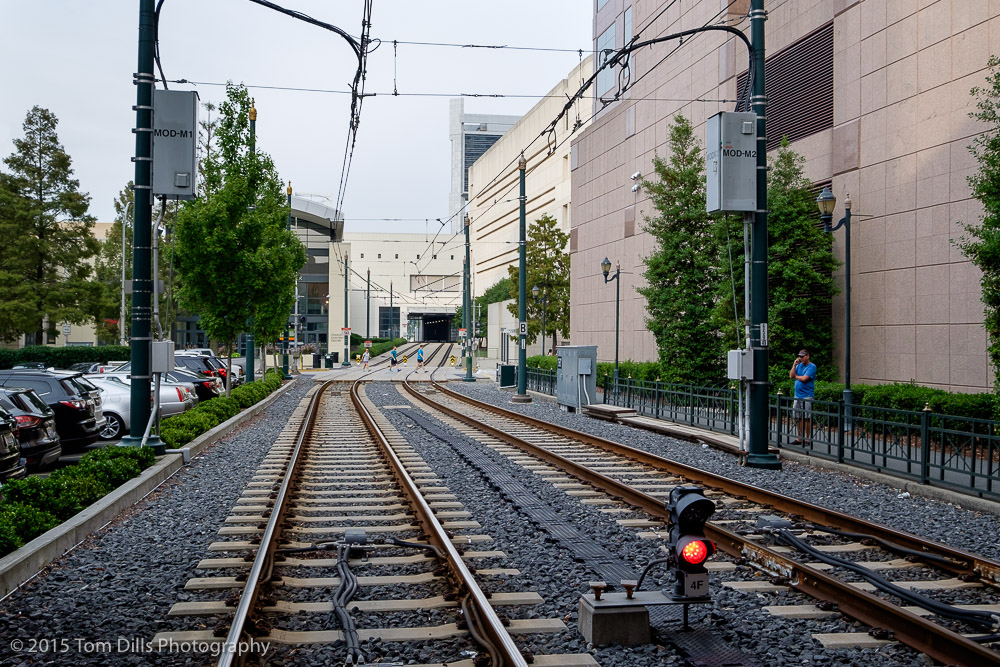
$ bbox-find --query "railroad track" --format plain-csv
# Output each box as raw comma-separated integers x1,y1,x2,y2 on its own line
153,375,595,666
393,368,1000,666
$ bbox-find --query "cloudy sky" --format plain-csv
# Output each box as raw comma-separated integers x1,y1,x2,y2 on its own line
0,1,592,232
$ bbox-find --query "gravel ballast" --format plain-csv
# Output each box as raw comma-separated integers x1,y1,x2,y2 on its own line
0,377,314,667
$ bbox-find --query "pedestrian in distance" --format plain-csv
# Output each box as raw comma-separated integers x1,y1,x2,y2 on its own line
361,348,370,370
789,348,816,445
416,344,424,372
390,345,398,372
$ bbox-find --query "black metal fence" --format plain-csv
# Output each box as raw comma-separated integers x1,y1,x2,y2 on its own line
602,375,1000,501
525,367,557,395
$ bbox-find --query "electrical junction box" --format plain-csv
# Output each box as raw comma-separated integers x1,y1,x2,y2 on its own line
706,111,757,213
727,348,753,380
151,340,176,374
557,346,597,413
153,89,199,200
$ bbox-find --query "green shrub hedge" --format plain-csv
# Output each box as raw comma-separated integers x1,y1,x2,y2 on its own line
0,345,131,370
528,355,999,422
160,369,284,448
0,446,156,557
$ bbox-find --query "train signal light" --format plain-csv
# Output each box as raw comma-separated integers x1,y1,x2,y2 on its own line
666,486,716,600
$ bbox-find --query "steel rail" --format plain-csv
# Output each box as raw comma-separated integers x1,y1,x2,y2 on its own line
401,374,1000,667
350,377,527,667
217,379,333,667
427,377,1000,584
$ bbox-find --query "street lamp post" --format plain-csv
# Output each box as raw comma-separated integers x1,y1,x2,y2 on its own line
389,281,394,339
463,214,475,382
282,182,292,379
342,254,350,366
817,186,853,421
120,201,132,346
245,100,257,384
512,153,531,403
600,258,621,381
366,268,371,339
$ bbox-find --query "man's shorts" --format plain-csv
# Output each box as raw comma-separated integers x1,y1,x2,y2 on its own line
793,397,813,418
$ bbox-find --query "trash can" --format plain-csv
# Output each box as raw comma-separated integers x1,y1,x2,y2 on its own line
499,364,516,388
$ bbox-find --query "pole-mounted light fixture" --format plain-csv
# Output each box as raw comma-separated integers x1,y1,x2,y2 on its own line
601,256,612,278
532,285,539,299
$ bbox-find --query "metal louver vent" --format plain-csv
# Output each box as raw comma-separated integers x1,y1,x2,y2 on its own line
738,22,834,152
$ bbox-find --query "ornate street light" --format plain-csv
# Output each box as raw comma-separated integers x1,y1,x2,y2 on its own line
816,186,853,422
601,257,621,381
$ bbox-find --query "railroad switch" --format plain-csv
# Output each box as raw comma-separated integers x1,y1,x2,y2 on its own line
755,515,793,531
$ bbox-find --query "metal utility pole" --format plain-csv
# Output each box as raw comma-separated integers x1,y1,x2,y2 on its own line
342,254,350,366
245,100,257,383
121,0,161,450
366,268,371,339
747,0,781,469
512,154,531,403
282,182,292,378
389,281,394,339
463,215,475,382
120,202,132,347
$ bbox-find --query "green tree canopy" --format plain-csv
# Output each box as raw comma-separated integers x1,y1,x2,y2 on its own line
0,106,101,343
173,84,305,389
712,138,840,381
959,55,1000,388
506,214,570,349
638,115,725,384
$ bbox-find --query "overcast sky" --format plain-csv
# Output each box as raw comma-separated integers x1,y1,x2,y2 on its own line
0,1,592,233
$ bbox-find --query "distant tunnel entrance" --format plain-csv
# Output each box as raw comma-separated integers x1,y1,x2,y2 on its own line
422,314,452,342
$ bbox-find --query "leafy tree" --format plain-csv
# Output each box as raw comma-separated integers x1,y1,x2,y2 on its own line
506,214,570,348
712,138,839,382
173,84,305,392
959,55,1000,388
0,106,102,344
638,115,725,385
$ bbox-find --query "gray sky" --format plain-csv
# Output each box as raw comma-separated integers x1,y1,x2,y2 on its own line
0,1,592,232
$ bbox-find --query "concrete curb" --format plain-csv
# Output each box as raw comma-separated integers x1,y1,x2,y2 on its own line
0,377,302,599
162,376,299,463
0,453,182,599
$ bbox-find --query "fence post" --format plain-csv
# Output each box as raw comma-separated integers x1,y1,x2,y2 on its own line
689,384,695,427
919,402,931,485
775,390,783,447
603,374,609,404
655,379,660,420
836,400,845,464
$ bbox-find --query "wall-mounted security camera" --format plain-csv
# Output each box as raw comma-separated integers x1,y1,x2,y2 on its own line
631,184,640,193
630,171,641,181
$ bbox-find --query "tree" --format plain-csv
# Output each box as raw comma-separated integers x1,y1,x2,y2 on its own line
959,55,1000,388
638,115,725,385
173,84,305,393
506,214,570,347
712,138,839,382
0,106,102,344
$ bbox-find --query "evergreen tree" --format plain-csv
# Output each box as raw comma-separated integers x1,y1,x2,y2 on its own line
638,115,725,384
959,56,1000,388
173,84,305,392
712,138,839,381
0,106,101,344
506,214,570,347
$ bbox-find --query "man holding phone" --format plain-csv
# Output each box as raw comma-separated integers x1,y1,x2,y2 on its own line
789,348,816,445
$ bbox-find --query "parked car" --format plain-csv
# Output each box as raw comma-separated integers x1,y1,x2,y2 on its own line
11,362,48,370
159,381,197,416
0,387,61,471
104,364,221,402
170,355,222,381
0,403,27,483
84,375,131,440
0,370,104,451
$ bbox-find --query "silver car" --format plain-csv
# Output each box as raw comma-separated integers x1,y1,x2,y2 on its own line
86,375,197,439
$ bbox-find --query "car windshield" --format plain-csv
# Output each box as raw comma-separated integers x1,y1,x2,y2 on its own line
16,389,49,413
74,376,99,391
0,395,16,412
59,379,87,397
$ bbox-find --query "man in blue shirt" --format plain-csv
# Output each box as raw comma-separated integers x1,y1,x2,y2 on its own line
789,348,816,445
416,345,424,372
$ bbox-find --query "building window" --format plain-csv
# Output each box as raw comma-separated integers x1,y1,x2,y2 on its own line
596,24,616,96
378,253,381,259
624,7,632,42
597,0,609,9
395,253,399,259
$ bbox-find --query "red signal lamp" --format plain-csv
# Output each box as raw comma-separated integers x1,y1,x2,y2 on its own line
678,537,715,567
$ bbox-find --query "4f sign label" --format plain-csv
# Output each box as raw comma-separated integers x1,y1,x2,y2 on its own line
684,572,709,598
519,321,528,336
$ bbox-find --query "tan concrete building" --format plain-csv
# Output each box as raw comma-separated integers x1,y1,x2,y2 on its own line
468,56,594,295
571,0,997,392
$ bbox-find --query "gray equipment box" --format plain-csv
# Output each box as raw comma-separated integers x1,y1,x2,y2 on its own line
556,345,597,413
153,89,199,200
705,111,757,213
151,340,176,374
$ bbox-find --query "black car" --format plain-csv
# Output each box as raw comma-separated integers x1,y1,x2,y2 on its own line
0,403,27,483
0,387,61,471
171,356,221,380
0,370,104,451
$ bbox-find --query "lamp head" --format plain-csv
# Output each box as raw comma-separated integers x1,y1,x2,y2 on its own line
518,153,526,170
464,213,470,228
816,186,837,217
532,285,539,299
601,257,612,278
630,171,641,181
